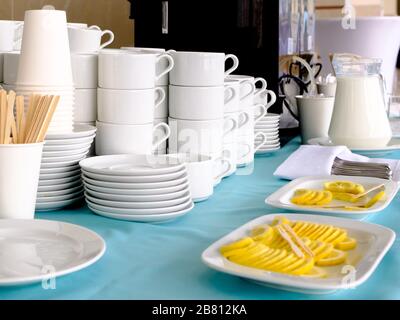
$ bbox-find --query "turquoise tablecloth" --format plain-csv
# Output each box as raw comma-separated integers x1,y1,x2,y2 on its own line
1,137,400,300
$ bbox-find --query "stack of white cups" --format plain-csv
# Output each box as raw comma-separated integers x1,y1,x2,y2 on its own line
15,9,74,133
121,47,170,154
96,49,174,156
168,51,240,190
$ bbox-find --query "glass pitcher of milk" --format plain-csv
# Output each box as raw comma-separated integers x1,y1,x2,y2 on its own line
328,56,392,148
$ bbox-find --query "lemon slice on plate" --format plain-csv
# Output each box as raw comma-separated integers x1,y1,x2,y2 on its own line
301,266,328,278
316,249,347,267
336,237,357,251
324,181,365,194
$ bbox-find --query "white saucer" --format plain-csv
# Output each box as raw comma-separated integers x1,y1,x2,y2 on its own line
82,169,186,183
38,180,82,192
88,202,194,223
86,198,194,215
85,192,191,209
82,175,189,190
256,147,281,154
40,169,81,180
40,164,80,174
257,144,281,150
79,154,186,176
44,137,95,147
308,137,400,154
84,180,190,196
35,196,84,211
85,187,190,202
38,175,81,187
37,190,84,203
42,147,90,157
37,185,83,198
0,219,105,286
45,124,97,140
41,158,87,169
41,152,89,163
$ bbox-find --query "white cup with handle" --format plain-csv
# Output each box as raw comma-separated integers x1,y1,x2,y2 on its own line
169,85,236,120
99,49,174,89
169,50,239,86
98,87,166,124
68,25,114,53
237,132,267,167
224,79,255,113
226,75,268,107
71,53,98,89
95,121,171,155
0,20,23,51
239,104,268,136
254,89,277,111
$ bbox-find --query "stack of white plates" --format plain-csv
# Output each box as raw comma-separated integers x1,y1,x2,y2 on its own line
37,124,97,211
80,155,194,223
254,113,281,154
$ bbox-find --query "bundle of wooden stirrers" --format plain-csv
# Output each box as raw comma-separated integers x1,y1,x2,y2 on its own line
0,89,60,144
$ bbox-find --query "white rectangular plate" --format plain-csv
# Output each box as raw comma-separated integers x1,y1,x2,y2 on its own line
201,214,395,294
265,175,400,219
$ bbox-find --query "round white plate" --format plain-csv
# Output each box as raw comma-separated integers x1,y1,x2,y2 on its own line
84,180,190,196
44,137,95,147
45,124,97,140
37,180,82,192
88,202,194,223
256,144,281,150
255,139,280,145
80,154,186,176
86,198,194,215
35,196,84,211
41,158,87,169
85,192,191,209
40,164,80,174
38,175,81,187
37,190,84,203
256,147,281,154
308,137,400,154
41,152,89,163
82,174,189,190
40,169,81,180
85,187,190,202
82,169,186,183
42,147,90,158
256,119,280,125
0,219,105,286
37,185,84,198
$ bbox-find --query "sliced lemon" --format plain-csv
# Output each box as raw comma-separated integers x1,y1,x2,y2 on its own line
332,192,360,203
253,250,287,268
324,181,364,194
314,243,334,261
290,258,315,275
336,237,357,251
220,237,253,254
301,266,328,278
250,224,273,241
365,191,386,208
316,249,347,266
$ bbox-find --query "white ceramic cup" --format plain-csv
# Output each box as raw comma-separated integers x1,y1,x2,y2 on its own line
226,75,268,107
169,85,236,120
169,50,239,86
239,104,268,136
99,49,174,89
121,47,169,86
74,88,97,123
254,88,277,110
222,143,238,177
237,132,267,167
96,121,170,155
154,118,168,153
17,10,74,86
0,20,23,51
98,87,166,124
224,79,255,113
0,143,43,219
68,26,114,53
296,95,335,144
168,153,230,202
71,53,98,89
2,51,20,85
155,85,169,119
168,117,236,155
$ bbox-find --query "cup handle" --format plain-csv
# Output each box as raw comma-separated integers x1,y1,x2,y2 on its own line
224,54,239,76
224,87,236,105
223,116,238,137
88,25,101,30
156,54,174,81
254,132,268,152
154,87,166,110
100,30,115,49
238,111,250,129
152,123,171,150
240,80,256,101
254,77,268,98
237,143,252,162
213,157,232,181
253,104,267,124
264,90,277,111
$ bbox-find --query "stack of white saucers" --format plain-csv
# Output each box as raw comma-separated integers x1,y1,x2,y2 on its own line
254,113,281,154
37,124,97,211
80,155,194,223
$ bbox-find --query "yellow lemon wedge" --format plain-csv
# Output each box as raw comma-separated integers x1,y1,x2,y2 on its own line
331,192,360,203
365,191,386,208
324,181,365,194
290,258,315,275
316,249,347,267
336,237,357,251
301,267,328,278
250,224,273,241
220,237,253,254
